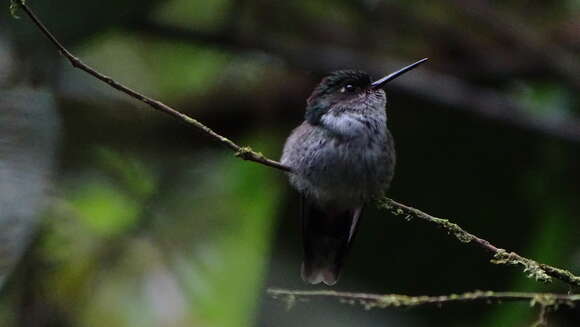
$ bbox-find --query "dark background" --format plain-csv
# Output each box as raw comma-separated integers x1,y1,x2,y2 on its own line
1,1,579,326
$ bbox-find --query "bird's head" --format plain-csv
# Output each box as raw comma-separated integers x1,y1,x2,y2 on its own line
305,58,428,125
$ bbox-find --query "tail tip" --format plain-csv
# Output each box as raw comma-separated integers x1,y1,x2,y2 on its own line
301,263,339,286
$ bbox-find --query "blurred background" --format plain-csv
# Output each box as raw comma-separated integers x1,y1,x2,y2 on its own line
1,0,580,326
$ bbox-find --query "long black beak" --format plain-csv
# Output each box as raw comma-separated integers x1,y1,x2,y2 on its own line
371,58,429,89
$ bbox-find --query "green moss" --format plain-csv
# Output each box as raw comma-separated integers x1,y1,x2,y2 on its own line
378,198,473,243
491,250,552,283
540,265,580,287
234,146,254,158
436,218,474,243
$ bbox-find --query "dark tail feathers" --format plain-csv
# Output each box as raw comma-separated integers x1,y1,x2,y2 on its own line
301,197,362,286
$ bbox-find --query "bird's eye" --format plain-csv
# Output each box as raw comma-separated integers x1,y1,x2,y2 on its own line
341,84,355,93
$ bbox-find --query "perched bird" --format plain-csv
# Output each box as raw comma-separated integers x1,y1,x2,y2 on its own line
281,59,427,285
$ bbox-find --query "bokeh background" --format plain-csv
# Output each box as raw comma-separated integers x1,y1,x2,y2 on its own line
1,1,580,326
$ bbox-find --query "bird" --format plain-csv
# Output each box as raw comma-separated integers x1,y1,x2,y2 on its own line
280,59,427,286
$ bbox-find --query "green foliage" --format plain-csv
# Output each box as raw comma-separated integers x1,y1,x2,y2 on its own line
68,179,140,236
512,82,574,120
143,41,229,99
295,0,356,25
77,33,230,100
164,136,283,327
35,138,282,327
568,0,580,10
155,0,232,31
95,148,157,200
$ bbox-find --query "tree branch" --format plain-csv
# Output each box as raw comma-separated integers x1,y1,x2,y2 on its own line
14,1,290,173
15,0,580,290
378,198,580,287
267,288,580,310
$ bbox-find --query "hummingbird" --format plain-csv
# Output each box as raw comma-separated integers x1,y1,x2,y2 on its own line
281,58,427,285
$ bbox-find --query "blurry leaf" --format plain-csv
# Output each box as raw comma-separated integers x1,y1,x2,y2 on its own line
68,178,139,237
41,201,102,310
155,0,232,31
80,32,230,100
142,41,229,99
95,147,157,200
219,54,279,94
198,151,281,326
511,82,574,120
0,297,16,326
566,0,580,10
161,135,284,327
41,133,283,327
294,0,356,24
78,32,229,101
82,269,152,327
78,34,160,97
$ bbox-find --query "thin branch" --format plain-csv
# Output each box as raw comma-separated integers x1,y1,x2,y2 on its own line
16,1,580,289
267,288,580,310
533,303,550,327
14,1,290,173
379,198,580,287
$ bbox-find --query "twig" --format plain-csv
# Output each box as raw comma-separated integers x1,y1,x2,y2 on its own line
13,1,290,173
532,303,550,327
15,0,580,289
379,198,580,287
267,288,580,310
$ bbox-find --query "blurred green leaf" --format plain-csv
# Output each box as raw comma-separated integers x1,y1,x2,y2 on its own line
68,179,140,237
79,33,230,100
142,41,230,99
41,135,283,327
155,0,231,31
163,135,283,327
296,0,356,24
95,147,157,200
511,82,574,120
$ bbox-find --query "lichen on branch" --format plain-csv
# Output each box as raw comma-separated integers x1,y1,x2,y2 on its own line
268,288,580,310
